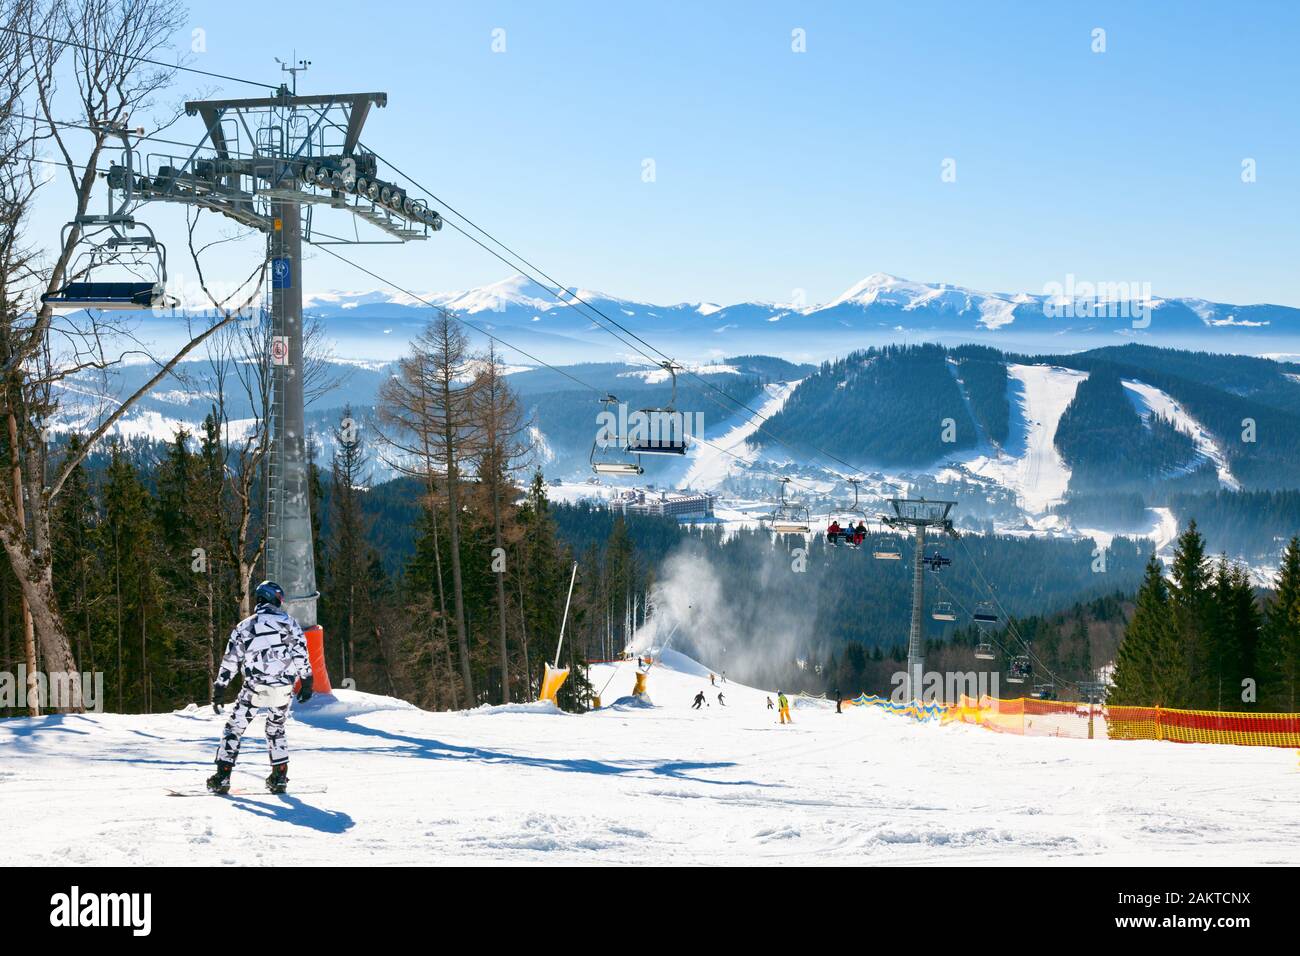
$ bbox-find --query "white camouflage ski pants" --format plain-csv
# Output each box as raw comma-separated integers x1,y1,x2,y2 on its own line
216,685,292,766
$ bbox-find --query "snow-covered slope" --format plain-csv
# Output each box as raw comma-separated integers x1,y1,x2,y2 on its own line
961,365,1087,514
680,380,800,489
1,653,1294,865
1121,380,1241,490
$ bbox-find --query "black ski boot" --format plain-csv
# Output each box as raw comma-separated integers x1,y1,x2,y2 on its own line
266,763,289,794
206,761,234,795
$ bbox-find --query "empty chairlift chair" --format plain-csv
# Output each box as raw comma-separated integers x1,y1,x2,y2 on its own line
973,602,999,625
42,216,174,312
625,361,689,457
931,601,956,622
768,478,811,534
974,641,996,660
43,130,175,313
590,394,644,476
872,525,903,560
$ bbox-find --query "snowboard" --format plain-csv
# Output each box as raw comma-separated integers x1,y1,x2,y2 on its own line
167,785,329,797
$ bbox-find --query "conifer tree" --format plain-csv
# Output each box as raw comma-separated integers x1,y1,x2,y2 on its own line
50,436,100,675
99,443,171,712
1261,537,1300,710
1110,554,1174,705
326,406,369,685
1168,521,1210,706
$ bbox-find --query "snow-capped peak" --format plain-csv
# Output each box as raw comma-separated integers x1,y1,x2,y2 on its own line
437,274,563,314
824,273,1021,328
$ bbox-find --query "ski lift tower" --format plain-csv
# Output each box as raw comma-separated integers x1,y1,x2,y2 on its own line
883,498,957,701
116,73,442,663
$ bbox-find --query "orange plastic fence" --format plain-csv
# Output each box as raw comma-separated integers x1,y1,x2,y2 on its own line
1108,705,1300,747
947,694,1300,747
945,695,1095,739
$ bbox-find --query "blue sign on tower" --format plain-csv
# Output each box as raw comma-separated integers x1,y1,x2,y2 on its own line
271,257,292,289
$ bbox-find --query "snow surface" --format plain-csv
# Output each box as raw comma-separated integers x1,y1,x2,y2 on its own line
961,364,1087,515
618,363,740,384
680,380,799,489
1121,380,1240,490
2,651,1296,865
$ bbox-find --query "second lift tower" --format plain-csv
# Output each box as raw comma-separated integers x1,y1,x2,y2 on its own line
883,498,957,702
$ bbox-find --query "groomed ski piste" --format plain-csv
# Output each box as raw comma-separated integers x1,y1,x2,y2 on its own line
3,650,1296,866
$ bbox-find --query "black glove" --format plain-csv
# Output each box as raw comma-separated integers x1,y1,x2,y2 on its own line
296,674,314,704
211,682,227,714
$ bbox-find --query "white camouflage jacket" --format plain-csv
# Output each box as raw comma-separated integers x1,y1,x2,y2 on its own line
216,604,312,688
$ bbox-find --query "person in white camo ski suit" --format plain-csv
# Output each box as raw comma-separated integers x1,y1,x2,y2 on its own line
207,581,313,793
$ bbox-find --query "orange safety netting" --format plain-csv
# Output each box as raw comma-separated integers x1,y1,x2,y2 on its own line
1107,705,1300,747
947,695,1300,747
944,695,1097,739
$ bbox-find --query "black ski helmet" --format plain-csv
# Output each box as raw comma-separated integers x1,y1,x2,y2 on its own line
254,580,285,608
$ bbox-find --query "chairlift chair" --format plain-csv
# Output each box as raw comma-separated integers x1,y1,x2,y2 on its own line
1031,682,1056,700
768,477,811,534
923,552,952,572
931,602,956,622
42,216,174,312
871,515,903,560
974,642,996,660
1007,655,1032,684
42,127,175,313
973,602,999,625
626,361,689,456
872,533,903,560
590,394,644,476
827,477,869,548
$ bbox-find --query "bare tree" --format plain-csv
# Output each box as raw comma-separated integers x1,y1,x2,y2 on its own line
377,314,483,702
0,0,276,710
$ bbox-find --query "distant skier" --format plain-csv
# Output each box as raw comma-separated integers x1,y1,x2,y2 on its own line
777,690,792,724
692,690,706,710
766,696,774,710
207,581,314,795
710,673,716,686
721,672,727,684
835,687,842,714
717,692,726,707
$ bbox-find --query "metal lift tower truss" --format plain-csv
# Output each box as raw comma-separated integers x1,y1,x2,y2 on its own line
113,82,443,631
883,498,957,702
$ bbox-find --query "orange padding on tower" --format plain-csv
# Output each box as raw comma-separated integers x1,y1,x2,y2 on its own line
303,625,331,694
946,694,1300,747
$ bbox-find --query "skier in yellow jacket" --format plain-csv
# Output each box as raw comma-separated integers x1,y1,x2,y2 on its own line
777,690,792,724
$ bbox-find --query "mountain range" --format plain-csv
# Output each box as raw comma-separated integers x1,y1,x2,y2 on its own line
117,272,1300,366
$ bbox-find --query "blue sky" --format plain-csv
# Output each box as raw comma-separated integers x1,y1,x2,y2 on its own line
40,0,1300,307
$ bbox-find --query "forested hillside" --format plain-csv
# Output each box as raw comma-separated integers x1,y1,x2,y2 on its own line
760,344,980,466
1045,346,1300,489
952,345,1011,446
1111,526,1300,712
1053,369,1202,493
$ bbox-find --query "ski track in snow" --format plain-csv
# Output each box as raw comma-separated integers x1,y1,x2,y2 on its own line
681,380,799,489
960,365,1087,515
1121,380,1241,490
2,650,1296,866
